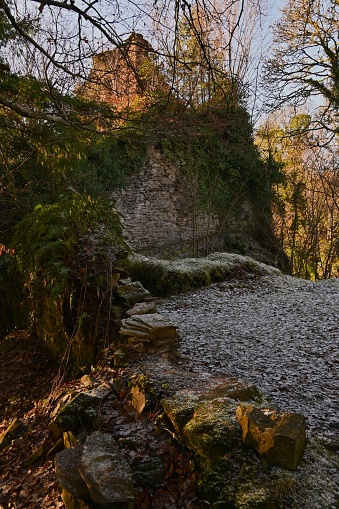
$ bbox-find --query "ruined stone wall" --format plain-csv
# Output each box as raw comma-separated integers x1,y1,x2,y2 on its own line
79,33,163,113
113,147,222,255
112,146,263,258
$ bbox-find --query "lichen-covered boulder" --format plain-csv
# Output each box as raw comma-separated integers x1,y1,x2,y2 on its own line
78,431,136,505
236,405,306,470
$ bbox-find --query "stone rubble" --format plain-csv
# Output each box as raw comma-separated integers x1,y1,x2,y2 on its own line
55,432,135,509
120,313,179,355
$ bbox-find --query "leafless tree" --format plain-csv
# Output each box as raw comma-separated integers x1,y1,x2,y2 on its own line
264,0,339,135
0,0,266,127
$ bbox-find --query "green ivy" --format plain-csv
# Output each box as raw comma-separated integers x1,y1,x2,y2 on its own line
13,193,127,301
160,109,279,222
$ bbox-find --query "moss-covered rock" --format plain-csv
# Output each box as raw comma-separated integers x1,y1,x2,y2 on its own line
183,398,241,462
127,253,281,296
161,391,201,434
161,383,301,509
197,456,278,509
234,481,277,509
55,386,110,432
162,379,263,436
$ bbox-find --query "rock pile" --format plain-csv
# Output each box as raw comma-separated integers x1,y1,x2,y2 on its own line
120,313,179,356
162,379,308,508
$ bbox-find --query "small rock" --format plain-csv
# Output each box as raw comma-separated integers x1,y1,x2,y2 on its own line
128,342,145,353
126,301,157,317
113,350,128,367
80,375,95,389
236,405,306,470
116,280,150,305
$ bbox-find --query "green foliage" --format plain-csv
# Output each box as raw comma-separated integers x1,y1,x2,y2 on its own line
13,193,126,300
161,108,280,223
7,192,128,371
0,90,146,244
74,133,147,196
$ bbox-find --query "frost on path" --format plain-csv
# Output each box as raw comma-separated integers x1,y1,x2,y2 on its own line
158,275,339,442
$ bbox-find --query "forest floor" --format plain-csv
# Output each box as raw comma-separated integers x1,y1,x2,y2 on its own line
0,330,64,508
1,273,339,508
0,331,205,509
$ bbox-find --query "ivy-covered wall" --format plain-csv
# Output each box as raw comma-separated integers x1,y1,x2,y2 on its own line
113,143,284,266
113,146,221,256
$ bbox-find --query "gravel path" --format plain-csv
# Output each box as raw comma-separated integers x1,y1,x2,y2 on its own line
158,274,339,443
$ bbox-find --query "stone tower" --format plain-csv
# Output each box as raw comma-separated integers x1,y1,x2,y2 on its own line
81,33,156,111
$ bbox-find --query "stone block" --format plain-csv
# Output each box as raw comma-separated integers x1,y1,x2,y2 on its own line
125,301,157,316
236,405,306,470
116,280,150,305
55,444,90,500
79,431,136,505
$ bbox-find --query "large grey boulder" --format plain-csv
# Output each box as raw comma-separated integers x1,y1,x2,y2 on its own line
79,432,136,505
236,404,306,470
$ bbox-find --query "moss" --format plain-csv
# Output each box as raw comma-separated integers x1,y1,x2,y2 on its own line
197,457,273,509
183,398,242,462
127,253,281,296
235,482,277,509
197,464,237,508
161,391,201,434
55,392,101,432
